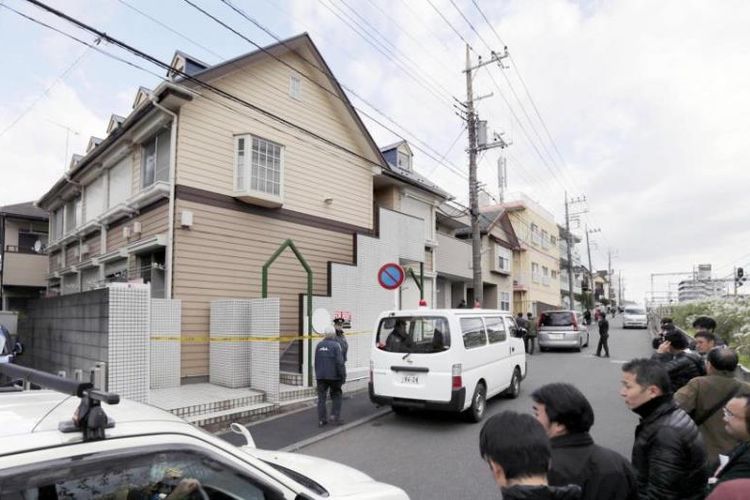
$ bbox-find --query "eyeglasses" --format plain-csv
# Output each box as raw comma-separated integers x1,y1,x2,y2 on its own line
723,407,737,419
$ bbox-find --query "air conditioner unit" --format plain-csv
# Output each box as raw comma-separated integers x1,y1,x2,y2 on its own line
132,221,142,234
123,226,132,239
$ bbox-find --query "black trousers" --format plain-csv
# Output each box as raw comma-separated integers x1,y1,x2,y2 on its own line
596,334,610,357
526,337,535,354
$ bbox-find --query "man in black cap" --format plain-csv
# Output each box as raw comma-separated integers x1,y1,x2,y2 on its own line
333,317,348,364
652,329,704,391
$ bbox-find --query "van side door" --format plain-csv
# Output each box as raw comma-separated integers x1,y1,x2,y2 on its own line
484,316,513,396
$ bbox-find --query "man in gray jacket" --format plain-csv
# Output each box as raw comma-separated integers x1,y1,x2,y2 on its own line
314,326,346,427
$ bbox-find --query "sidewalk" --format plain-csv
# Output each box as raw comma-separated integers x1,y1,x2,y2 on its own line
217,389,389,451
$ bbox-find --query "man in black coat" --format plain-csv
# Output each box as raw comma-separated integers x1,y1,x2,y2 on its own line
314,327,346,427
532,383,637,500
620,358,707,499
479,411,582,499
652,330,704,391
596,316,610,358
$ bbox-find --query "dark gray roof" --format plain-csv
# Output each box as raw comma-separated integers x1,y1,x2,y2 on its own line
0,201,48,220
455,210,501,236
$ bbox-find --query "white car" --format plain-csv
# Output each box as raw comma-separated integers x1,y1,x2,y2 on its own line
623,306,648,329
0,365,408,500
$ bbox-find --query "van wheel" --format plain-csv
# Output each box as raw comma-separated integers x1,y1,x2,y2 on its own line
464,383,487,422
504,368,521,399
392,405,410,416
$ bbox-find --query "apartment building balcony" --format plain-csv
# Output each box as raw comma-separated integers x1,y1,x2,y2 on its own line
436,232,472,279
2,250,48,287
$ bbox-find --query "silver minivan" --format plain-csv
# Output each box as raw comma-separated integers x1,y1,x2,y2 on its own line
537,310,589,352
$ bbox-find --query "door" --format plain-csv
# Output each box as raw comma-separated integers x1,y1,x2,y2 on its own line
372,315,452,402
484,316,513,395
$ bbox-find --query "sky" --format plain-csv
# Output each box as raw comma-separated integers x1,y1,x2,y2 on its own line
1,0,749,303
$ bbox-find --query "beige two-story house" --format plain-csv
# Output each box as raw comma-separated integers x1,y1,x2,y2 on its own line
38,34,401,381
0,202,48,311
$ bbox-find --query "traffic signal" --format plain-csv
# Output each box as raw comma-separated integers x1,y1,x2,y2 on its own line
737,267,746,288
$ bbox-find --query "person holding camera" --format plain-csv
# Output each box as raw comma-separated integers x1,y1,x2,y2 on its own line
652,330,705,392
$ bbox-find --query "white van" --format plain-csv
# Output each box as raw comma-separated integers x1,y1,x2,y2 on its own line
368,309,527,422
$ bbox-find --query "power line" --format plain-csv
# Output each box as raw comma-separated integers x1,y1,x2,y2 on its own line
425,0,474,51
114,0,224,61
447,0,493,52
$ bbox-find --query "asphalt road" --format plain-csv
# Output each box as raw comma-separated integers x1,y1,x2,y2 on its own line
298,317,654,499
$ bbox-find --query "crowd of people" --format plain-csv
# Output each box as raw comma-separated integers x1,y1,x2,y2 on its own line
479,315,750,499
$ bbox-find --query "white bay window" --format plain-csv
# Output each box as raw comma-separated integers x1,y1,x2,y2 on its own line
234,134,284,206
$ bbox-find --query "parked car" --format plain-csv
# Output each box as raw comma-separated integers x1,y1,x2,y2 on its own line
537,310,589,352
622,306,648,329
369,308,526,422
0,364,409,500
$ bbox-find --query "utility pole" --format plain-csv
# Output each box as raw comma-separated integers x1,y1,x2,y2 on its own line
564,193,586,309
608,249,613,304
585,225,600,301
619,270,623,304
463,44,509,305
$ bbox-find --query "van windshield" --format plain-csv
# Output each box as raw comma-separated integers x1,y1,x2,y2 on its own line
376,316,450,353
540,311,575,327
625,307,646,315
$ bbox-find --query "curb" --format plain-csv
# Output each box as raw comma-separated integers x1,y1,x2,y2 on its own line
280,407,392,453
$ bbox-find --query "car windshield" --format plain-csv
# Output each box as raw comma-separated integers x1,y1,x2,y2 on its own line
540,311,575,327
625,308,646,315
376,316,450,353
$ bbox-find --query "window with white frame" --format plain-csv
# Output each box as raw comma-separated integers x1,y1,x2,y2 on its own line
235,135,283,199
108,156,132,208
550,235,557,245
494,243,511,273
530,223,541,246
51,208,64,241
542,266,550,286
289,73,301,99
551,270,558,280
500,291,511,311
541,229,549,249
532,262,540,283
141,127,170,188
397,150,411,170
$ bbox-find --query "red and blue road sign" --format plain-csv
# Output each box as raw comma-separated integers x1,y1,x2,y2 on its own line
378,263,405,290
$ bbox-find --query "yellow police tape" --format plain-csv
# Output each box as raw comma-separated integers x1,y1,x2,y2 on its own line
150,331,372,343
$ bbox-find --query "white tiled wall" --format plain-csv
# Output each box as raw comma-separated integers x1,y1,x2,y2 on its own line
150,299,181,389
249,298,280,402
302,208,425,385
209,300,251,388
107,283,151,403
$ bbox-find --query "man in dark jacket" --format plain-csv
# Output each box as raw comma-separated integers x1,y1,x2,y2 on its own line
652,330,705,391
596,316,610,357
479,411,581,499
675,348,750,471
709,394,750,490
532,383,637,500
620,358,707,499
314,327,346,427
516,313,530,353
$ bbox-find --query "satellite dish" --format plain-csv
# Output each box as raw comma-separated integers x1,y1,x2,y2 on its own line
33,240,42,254
312,308,331,334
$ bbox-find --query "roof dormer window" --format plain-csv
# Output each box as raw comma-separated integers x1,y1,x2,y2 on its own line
397,150,411,171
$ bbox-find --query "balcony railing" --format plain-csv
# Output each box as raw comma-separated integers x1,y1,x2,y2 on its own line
4,244,47,255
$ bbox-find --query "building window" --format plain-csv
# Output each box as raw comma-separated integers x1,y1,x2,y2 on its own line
532,262,540,283
494,243,511,273
542,266,550,286
550,235,557,245
64,197,81,234
289,73,301,99
499,292,511,311
530,223,541,246
84,176,106,223
141,127,171,188
51,208,64,240
109,157,132,208
16,230,47,254
235,135,283,198
551,270,557,280
397,151,411,170
542,229,549,249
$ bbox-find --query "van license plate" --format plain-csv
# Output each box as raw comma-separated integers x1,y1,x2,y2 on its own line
401,375,420,385
548,334,563,340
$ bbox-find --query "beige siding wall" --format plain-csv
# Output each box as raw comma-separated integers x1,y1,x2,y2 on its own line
172,199,353,378
3,253,47,287
83,231,101,257
107,202,168,252
175,50,374,230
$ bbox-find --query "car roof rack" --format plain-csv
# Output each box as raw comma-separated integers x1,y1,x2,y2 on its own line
0,363,120,442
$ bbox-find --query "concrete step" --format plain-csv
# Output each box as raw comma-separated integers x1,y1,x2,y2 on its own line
280,386,317,401
169,393,266,419
280,371,303,386
185,402,277,427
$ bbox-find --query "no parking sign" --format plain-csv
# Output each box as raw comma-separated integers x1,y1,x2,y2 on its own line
377,263,405,290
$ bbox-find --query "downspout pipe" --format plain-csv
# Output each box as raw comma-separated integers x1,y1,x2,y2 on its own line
150,97,178,299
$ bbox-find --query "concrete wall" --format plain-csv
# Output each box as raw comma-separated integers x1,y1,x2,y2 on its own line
18,288,109,378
